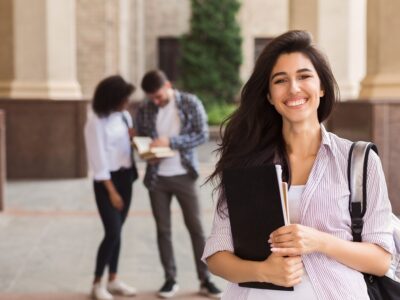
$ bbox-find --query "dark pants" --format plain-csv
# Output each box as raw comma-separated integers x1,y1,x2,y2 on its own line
149,174,209,281
94,167,134,277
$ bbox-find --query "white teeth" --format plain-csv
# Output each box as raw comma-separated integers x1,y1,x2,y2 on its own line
286,99,306,107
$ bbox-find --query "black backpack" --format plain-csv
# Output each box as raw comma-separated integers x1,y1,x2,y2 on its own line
348,141,400,300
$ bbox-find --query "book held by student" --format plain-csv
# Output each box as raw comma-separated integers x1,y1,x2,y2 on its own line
222,164,290,291
133,136,175,160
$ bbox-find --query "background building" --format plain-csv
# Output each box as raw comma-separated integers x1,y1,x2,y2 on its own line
0,0,372,100
0,0,400,212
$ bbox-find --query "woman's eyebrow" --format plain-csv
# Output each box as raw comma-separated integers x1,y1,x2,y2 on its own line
271,68,313,81
297,68,313,73
270,72,286,81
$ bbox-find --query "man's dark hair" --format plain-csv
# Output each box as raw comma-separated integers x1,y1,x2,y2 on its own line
92,75,135,117
141,70,169,93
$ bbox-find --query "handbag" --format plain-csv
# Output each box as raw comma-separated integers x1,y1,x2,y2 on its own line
348,141,400,300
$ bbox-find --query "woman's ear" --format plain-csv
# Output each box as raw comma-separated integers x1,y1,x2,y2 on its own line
320,90,325,97
267,94,274,105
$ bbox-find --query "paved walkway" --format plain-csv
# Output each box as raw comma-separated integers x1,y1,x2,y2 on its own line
0,142,227,299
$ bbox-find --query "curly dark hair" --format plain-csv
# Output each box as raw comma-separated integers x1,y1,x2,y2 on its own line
208,30,340,215
92,75,135,117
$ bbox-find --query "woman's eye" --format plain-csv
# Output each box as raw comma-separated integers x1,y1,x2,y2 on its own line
274,78,286,84
299,74,312,80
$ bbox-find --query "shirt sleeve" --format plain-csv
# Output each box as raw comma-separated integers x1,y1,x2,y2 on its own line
169,96,209,150
84,115,111,181
361,150,395,254
202,199,235,263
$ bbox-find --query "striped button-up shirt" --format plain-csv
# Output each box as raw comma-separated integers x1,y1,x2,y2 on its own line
202,126,395,300
135,89,209,189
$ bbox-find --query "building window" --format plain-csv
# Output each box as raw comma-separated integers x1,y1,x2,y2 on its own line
254,38,273,62
158,37,181,83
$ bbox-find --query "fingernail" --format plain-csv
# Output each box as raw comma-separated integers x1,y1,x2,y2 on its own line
268,238,272,243
271,248,277,252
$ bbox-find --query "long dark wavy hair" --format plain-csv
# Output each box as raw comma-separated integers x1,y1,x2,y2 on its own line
208,30,340,216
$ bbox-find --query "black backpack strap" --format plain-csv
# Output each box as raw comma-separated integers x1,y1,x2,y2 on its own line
347,141,378,242
121,113,138,177
121,113,132,131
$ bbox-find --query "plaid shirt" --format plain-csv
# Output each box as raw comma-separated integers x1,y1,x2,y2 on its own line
135,89,209,189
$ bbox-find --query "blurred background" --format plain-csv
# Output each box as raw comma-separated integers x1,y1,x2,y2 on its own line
0,0,399,298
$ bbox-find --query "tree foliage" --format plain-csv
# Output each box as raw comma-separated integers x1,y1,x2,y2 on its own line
180,0,242,107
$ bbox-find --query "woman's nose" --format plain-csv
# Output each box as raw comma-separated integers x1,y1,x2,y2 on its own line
289,80,301,94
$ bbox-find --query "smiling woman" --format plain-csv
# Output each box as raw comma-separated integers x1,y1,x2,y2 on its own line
268,53,323,127
202,30,395,300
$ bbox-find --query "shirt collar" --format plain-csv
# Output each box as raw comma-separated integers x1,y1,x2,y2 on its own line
320,123,332,150
173,89,182,106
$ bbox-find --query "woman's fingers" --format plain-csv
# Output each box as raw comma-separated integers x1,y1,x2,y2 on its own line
268,232,293,243
271,247,302,256
288,267,304,285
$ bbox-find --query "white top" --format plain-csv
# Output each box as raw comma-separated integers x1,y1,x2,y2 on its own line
247,185,318,300
156,90,187,176
84,110,132,181
288,185,305,224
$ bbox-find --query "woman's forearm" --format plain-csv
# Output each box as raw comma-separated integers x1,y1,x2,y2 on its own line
207,250,303,288
102,179,118,196
319,232,391,276
207,251,261,283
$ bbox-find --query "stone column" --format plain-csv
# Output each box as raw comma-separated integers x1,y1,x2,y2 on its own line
0,0,14,96
0,110,5,211
289,0,319,39
118,0,131,80
289,0,367,100
130,0,145,100
0,0,81,99
360,0,400,99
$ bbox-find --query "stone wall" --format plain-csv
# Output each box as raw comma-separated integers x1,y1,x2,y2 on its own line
0,99,89,179
76,0,120,99
328,100,400,215
143,0,191,71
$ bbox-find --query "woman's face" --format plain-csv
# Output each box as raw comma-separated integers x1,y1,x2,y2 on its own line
268,52,324,126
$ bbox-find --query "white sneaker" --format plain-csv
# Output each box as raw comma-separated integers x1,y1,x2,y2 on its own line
92,283,113,300
107,279,137,296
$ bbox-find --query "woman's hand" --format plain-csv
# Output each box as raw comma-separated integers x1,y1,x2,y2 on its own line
128,128,136,138
269,224,325,256
109,191,124,211
102,180,124,211
257,252,304,287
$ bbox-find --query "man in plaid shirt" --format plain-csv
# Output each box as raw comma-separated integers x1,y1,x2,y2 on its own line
135,70,221,299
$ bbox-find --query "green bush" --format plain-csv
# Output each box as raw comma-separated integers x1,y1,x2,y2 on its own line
206,103,237,125
180,0,242,107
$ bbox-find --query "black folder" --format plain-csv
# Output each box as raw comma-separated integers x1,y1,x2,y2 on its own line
222,165,293,291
